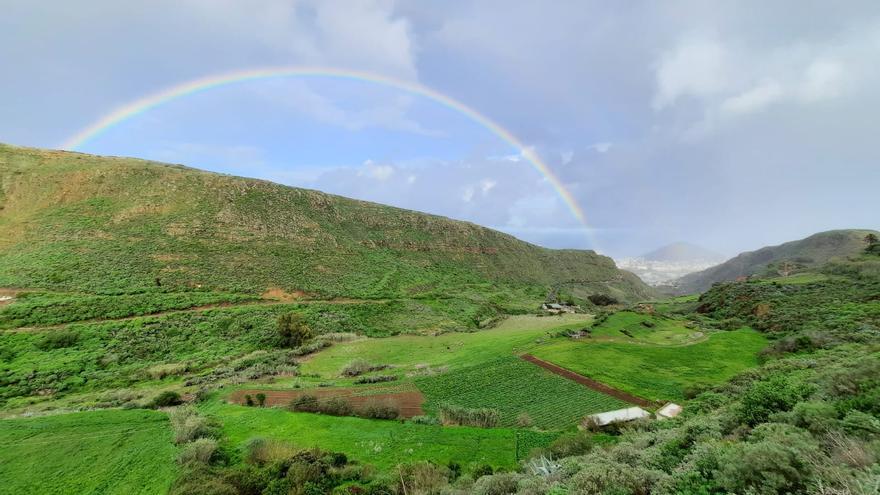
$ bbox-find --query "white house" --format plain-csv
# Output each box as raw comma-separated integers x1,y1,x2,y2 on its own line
656,403,683,420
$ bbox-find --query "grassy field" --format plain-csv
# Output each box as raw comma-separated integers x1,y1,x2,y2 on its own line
301,314,593,377
588,311,704,345
0,409,177,495
201,400,555,469
416,356,627,429
531,328,768,401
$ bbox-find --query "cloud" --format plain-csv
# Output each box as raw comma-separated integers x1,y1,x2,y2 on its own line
719,80,784,116
653,38,729,110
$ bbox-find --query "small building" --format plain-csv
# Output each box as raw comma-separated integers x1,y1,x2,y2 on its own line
656,403,683,420
584,406,651,427
541,303,575,314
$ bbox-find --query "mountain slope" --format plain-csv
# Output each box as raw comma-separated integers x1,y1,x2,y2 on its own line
674,229,879,293
0,144,652,303
642,242,725,263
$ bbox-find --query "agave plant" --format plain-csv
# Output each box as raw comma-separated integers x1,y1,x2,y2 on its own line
526,455,562,477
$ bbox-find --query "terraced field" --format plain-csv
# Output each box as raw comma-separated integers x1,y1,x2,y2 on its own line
531,328,768,401
416,356,628,429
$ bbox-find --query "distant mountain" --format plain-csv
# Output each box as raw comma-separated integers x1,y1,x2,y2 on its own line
674,229,880,294
615,242,726,286
0,144,654,303
641,242,725,263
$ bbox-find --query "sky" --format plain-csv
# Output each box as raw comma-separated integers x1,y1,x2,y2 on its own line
1,1,879,257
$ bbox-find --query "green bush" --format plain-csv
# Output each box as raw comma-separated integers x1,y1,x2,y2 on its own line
276,313,313,349
169,407,213,444
317,397,353,416
290,394,320,413
739,376,811,426
35,331,79,350
150,391,183,408
178,438,219,465
360,401,399,420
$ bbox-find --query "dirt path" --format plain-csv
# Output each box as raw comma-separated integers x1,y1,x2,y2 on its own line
228,387,425,418
3,298,390,333
520,354,657,408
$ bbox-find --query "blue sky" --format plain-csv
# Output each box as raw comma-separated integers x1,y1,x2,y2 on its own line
2,1,879,257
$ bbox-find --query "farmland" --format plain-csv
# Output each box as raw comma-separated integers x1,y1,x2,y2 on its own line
531,328,768,401
201,399,556,470
416,356,628,429
0,409,178,494
586,310,704,345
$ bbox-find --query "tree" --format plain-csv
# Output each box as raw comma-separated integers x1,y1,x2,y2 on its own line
865,233,878,245
256,393,266,407
276,313,313,348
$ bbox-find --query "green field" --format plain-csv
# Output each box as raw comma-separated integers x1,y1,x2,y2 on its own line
0,409,178,495
588,311,704,345
301,314,593,377
416,356,627,429
531,328,768,401
202,400,555,469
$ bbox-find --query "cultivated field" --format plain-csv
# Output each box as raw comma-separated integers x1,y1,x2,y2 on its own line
416,356,628,429
0,409,178,495
531,328,768,401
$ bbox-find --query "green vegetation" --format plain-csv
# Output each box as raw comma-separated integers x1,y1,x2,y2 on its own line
417,357,627,429
677,229,879,293
201,400,554,470
0,290,254,329
301,313,593,377
587,310,704,345
532,328,768,401
0,409,178,494
0,144,652,303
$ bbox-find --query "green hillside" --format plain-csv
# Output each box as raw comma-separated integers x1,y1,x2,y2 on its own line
675,229,879,293
0,144,652,304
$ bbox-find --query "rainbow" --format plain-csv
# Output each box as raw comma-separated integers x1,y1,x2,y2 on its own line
61,67,595,246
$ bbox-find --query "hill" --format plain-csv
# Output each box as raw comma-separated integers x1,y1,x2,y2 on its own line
674,229,879,293
642,242,725,263
0,144,652,305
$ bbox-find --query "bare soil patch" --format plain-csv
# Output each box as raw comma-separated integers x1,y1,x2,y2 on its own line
521,354,657,408
228,387,425,418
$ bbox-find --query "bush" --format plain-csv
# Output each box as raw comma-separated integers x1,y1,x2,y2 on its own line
439,404,500,428
588,294,619,306
409,415,440,425
396,462,450,495
360,401,399,420
354,375,397,384
35,330,79,350
276,313,313,349
255,393,266,407
472,472,522,495
178,438,219,465
341,359,388,377
169,407,213,444
290,394,320,413
318,397,353,416
516,412,533,428
739,376,812,426
150,390,183,408
548,431,595,457
472,464,494,478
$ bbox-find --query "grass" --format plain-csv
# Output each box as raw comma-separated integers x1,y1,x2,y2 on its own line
201,400,555,470
753,272,831,285
0,409,177,494
588,311,704,345
531,328,768,402
301,314,593,378
416,356,628,429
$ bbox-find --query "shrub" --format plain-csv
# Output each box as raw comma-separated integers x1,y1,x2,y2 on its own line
396,462,450,495
243,437,299,465
169,407,213,444
341,359,389,377
472,472,522,495
439,404,500,428
290,394,320,413
472,464,494,478
516,412,533,428
588,294,619,306
548,431,595,457
360,401,399,420
739,376,812,426
354,375,398,384
318,397,353,416
244,394,254,407
276,313,313,349
35,331,79,350
178,438,219,465
255,393,266,407
151,390,183,408
409,415,440,425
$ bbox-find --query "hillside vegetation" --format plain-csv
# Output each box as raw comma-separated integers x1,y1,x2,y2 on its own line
675,229,879,293
0,144,651,304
